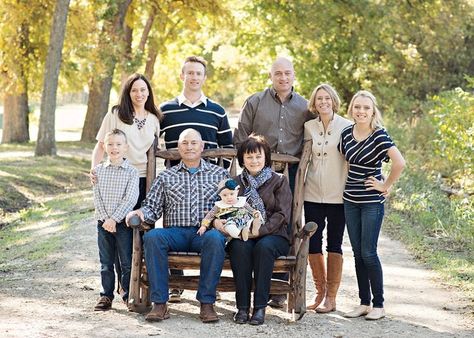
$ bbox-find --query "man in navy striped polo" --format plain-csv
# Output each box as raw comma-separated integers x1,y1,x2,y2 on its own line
159,56,233,302
160,56,233,165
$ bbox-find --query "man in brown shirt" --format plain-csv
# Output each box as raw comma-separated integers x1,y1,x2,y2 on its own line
233,57,313,308
233,57,313,190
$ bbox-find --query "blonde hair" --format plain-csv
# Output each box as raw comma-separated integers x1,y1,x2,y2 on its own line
347,90,384,129
308,83,341,115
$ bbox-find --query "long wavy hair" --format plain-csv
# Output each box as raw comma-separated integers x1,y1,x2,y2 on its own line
347,90,384,130
112,73,162,124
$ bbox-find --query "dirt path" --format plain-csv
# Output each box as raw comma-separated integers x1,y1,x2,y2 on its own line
1,189,472,338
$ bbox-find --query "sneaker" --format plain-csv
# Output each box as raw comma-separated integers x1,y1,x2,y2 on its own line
169,289,183,303
365,307,385,320
94,296,112,311
344,305,371,318
216,291,221,301
268,294,286,308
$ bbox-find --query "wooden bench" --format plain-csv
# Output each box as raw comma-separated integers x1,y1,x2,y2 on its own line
128,139,316,319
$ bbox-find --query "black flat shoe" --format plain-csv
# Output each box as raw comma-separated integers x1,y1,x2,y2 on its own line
249,307,265,325
233,308,249,324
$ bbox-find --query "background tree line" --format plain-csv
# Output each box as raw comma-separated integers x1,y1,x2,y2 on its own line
1,0,472,177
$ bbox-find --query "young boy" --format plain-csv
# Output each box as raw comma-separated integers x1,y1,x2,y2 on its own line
93,129,139,311
198,178,263,241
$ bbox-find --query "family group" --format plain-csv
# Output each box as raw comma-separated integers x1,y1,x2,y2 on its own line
89,55,406,325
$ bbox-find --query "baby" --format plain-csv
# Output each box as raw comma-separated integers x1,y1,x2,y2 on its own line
199,178,263,241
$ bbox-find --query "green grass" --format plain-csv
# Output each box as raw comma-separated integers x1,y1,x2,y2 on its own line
0,142,94,272
385,166,474,300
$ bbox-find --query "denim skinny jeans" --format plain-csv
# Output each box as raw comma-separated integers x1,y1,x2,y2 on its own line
143,226,226,304
97,220,132,301
344,201,385,308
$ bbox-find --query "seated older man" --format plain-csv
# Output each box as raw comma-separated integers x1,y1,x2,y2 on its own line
126,128,230,322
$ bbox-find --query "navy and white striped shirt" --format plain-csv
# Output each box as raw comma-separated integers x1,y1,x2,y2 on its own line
338,126,394,204
141,159,230,227
160,97,233,151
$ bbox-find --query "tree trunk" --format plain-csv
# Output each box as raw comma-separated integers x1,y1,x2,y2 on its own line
1,92,29,143
81,0,132,142
81,75,114,141
1,21,31,144
120,23,133,87
144,43,158,81
35,0,71,156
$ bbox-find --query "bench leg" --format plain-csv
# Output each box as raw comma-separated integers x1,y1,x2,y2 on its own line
291,236,311,319
128,228,151,313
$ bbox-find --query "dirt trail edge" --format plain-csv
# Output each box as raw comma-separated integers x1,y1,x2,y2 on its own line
0,191,472,338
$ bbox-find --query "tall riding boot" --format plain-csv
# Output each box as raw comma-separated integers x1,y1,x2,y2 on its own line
316,252,343,313
307,253,326,310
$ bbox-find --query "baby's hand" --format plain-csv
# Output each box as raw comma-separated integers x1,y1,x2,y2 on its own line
253,210,260,218
103,219,116,233
197,226,207,236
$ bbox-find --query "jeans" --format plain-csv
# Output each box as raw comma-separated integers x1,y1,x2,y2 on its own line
143,226,226,304
97,220,133,301
227,235,289,309
304,202,346,255
344,201,385,308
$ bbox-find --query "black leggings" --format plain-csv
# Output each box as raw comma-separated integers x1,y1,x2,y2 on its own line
304,202,345,255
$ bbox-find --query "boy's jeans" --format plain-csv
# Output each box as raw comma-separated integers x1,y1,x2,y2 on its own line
344,201,385,308
144,226,226,304
97,220,132,301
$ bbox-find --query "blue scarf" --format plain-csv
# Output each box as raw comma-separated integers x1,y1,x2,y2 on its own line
241,166,273,223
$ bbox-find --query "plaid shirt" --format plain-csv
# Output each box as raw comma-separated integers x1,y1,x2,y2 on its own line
93,159,139,222
142,159,230,227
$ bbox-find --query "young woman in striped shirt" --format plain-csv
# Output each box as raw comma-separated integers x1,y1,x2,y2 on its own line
338,90,405,320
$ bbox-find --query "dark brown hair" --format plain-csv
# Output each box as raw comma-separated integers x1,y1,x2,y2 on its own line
237,134,272,168
112,73,162,124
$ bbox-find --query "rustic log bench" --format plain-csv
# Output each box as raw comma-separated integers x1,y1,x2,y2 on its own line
128,139,315,320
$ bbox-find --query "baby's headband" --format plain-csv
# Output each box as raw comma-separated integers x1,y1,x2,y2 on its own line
217,178,239,195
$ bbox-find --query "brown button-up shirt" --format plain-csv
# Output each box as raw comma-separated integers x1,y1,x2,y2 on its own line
233,87,313,156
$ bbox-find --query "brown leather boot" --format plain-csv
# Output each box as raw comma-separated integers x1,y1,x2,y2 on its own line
316,252,343,313
145,303,170,321
307,253,326,310
199,303,219,323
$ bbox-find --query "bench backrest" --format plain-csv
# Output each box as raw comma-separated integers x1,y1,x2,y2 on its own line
145,139,312,255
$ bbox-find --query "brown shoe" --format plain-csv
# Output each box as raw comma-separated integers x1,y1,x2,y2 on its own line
199,303,219,323
94,296,112,311
145,303,170,322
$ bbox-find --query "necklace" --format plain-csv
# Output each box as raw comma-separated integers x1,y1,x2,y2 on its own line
133,116,147,130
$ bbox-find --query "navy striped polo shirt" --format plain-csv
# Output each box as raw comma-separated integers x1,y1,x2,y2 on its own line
338,126,394,203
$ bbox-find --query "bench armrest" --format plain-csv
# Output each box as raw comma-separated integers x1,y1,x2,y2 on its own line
296,221,318,239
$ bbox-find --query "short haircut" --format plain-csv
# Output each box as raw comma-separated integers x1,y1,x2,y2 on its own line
237,134,272,168
308,83,341,115
182,56,207,74
178,128,203,143
104,128,127,143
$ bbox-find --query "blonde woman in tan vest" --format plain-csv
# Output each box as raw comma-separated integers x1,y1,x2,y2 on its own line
303,84,352,313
